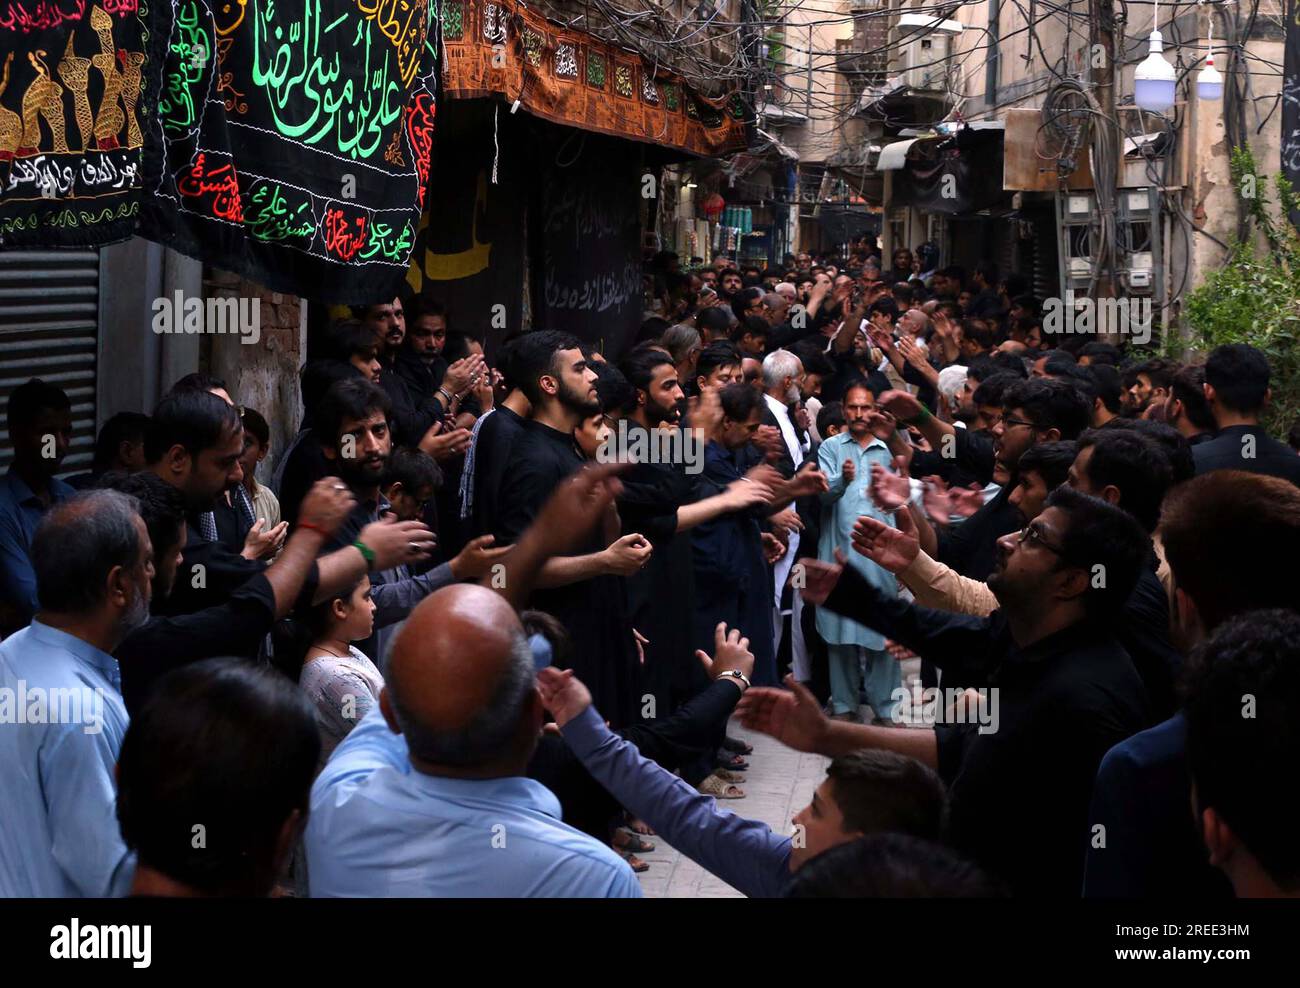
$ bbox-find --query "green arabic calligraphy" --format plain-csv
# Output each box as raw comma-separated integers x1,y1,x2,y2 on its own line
360,217,413,261
251,0,403,160
160,1,210,133
246,180,315,241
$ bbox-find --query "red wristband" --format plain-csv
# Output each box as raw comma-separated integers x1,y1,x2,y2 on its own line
297,521,329,536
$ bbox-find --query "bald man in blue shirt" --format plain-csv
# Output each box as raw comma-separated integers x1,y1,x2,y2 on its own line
306,583,640,898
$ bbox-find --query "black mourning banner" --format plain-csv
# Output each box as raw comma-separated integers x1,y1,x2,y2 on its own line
139,0,439,303
0,0,155,245
405,99,525,358
531,133,643,358
1285,0,1299,228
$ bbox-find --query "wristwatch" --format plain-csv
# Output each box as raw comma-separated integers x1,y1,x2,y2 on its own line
717,669,751,691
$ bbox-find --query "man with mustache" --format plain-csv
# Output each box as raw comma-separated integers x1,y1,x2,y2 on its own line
0,490,153,896
493,335,652,729
740,488,1150,896
316,378,508,668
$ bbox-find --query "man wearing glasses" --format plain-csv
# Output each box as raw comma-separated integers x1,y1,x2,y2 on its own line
887,378,1092,585
738,487,1151,897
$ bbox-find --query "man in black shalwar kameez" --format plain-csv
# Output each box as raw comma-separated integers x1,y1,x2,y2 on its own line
493,334,648,729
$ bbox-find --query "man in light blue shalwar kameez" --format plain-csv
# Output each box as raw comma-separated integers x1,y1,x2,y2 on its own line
815,384,902,721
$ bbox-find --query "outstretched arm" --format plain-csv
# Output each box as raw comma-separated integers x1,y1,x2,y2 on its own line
541,663,792,899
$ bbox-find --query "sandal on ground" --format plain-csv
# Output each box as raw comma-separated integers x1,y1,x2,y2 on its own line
619,850,650,873
712,768,746,784
697,773,746,799
623,815,655,836
612,829,656,853
716,752,749,771
721,735,754,755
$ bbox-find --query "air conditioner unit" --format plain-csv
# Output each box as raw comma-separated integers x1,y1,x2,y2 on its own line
848,0,883,9
892,16,962,93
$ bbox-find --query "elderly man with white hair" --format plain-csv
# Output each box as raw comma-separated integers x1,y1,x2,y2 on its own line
937,364,969,422
759,349,814,680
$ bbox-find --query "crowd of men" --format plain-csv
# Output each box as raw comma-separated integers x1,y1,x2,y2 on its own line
1,247,1298,899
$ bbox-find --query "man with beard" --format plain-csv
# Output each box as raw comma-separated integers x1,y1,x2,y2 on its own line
392,297,485,438
317,378,508,667
759,350,812,679
816,383,903,722
354,300,482,448
105,471,403,716
692,384,824,694
165,374,287,563
146,390,269,615
895,379,1091,583
494,335,653,729
740,488,1150,896
719,268,744,298
614,349,772,723
0,491,152,896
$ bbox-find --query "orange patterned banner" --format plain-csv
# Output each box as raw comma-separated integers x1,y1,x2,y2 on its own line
440,0,749,157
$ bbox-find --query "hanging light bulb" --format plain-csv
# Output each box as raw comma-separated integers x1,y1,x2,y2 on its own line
1197,21,1223,101
1134,1,1176,110
1134,31,1177,110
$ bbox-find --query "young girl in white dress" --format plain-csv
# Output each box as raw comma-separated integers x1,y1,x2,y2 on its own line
298,576,383,766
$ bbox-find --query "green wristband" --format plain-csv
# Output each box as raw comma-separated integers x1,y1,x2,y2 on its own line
352,539,377,570
908,405,932,425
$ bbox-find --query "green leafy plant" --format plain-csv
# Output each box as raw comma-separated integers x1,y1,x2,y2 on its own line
1179,145,1300,436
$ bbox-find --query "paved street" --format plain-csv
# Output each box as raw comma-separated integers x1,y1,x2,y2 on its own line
634,716,828,898
637,657,922,897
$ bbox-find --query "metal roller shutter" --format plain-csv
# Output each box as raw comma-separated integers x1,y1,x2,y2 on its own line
0,250,100,476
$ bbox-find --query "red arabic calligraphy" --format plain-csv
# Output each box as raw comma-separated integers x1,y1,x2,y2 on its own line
101,0,137,13
324,207,368,261
0,0,87,33
177,152,244,223
405,94,435,209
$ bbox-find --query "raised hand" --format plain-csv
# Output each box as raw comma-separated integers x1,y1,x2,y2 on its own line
841,458,856,484
420,422,473,461
449,534,512,580
441,353,487,396
242,519,288,560
951,483,987,518
723,477,773,510
296,478,356,537
687,384,723,442
744,462,783,491
851,514,919,573
536,667,592,728
797,550,847,605
790,464,830,497
735,675,829,754
921,475,954,522
896,335,932,373
358,516,438,571
753,424,786,462
696,622,755,682
869,460,911,511
877,389,924,423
